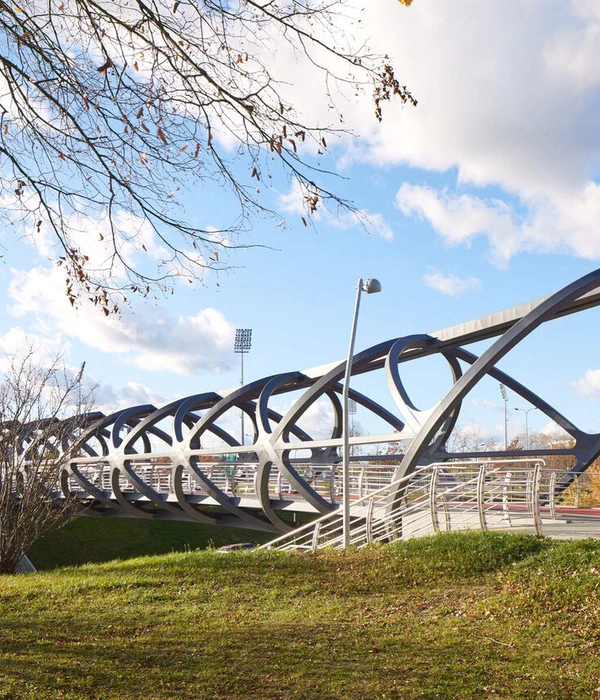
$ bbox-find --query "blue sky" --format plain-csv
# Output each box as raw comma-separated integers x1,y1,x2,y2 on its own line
2,0,600,447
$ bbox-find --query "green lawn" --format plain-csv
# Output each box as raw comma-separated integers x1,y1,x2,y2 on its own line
27,516,274,570
2,532,600,699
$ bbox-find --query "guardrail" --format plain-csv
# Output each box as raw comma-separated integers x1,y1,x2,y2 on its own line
262,459,600,551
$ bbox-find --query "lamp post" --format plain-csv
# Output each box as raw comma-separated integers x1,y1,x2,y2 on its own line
499,383,508,450
76,361,86,414
342,278,382,548
234,328,252,446
514,407,538,451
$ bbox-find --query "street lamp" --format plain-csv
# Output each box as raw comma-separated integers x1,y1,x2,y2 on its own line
499,383,508,450
342,278,382,548
234,328,252,446
76,361,86,414
514,407,538,451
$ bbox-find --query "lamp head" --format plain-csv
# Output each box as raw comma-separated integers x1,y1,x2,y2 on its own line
363,278,382,294
234,328,252,352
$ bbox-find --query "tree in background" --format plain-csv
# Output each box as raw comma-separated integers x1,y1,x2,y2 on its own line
447,426,498,454
0,351,94,573
0,0,416,311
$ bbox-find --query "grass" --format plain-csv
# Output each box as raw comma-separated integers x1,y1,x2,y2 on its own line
2,531,600,698
27,516,274,570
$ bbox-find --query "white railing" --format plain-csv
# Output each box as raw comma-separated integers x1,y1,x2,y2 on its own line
262,460,600,551
58,457,600,538
64,458,401,503
263,462,397,502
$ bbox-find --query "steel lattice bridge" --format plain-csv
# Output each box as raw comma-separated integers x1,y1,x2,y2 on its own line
47,269,600,537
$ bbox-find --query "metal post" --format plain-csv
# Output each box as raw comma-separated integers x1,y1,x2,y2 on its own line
342,278,381,548
348,398,357,437
429,466,440,533
532,461,543,536
77,361,86,414
342,281,363,549
477,463,488,532
514,406,538,451
499,384,508,450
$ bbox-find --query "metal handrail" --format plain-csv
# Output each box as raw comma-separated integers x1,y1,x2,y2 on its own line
261,458,551,551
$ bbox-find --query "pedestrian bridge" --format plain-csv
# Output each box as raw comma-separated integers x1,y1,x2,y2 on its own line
7,267,600,538
56,267,600,535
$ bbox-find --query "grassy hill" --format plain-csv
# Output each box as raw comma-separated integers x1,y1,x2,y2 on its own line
27,516,274,570
3,531,600,699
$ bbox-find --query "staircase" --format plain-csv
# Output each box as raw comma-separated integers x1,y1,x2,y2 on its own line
262,458,599,551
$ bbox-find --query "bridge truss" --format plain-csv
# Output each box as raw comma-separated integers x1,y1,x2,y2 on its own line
25,269,600,533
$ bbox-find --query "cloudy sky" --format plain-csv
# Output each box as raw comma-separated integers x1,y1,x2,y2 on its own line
2,0,600,444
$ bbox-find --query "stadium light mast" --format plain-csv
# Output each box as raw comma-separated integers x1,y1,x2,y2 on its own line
234,329,252,446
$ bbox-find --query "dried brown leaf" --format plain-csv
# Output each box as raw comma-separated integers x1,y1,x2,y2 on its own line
97,58,113,73
157,127,168,145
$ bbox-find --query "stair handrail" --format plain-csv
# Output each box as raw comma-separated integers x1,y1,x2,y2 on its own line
261,457,545,551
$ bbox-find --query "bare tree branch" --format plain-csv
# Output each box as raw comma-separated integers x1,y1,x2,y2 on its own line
0,349,97,573
0,0,416,310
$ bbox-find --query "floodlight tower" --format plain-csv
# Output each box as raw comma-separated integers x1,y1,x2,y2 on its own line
234,329,252,446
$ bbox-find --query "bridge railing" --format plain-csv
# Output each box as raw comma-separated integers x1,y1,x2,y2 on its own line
262,459,600,551
262,463,397,502
59,455,600,535
64,459,401,502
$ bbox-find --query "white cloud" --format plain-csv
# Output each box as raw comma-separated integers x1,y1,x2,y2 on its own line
544,1,600,93
573,369,600,400
93,381,167,413
327,207,394,242
0,327,64,370
8,266,235,375
260,1,600,265
539,420,570,440
423,268,481,296
36,211,167,273
341,210,394,242
396,183,600,263
272,398,336,441
353,1,600,191
278,180,316,218
295,1,600,264
297,399,336,440
470,398,502,413
396,185,523,262
279,180,393,240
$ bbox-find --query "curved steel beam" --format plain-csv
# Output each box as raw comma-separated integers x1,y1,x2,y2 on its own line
8,268,600,533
